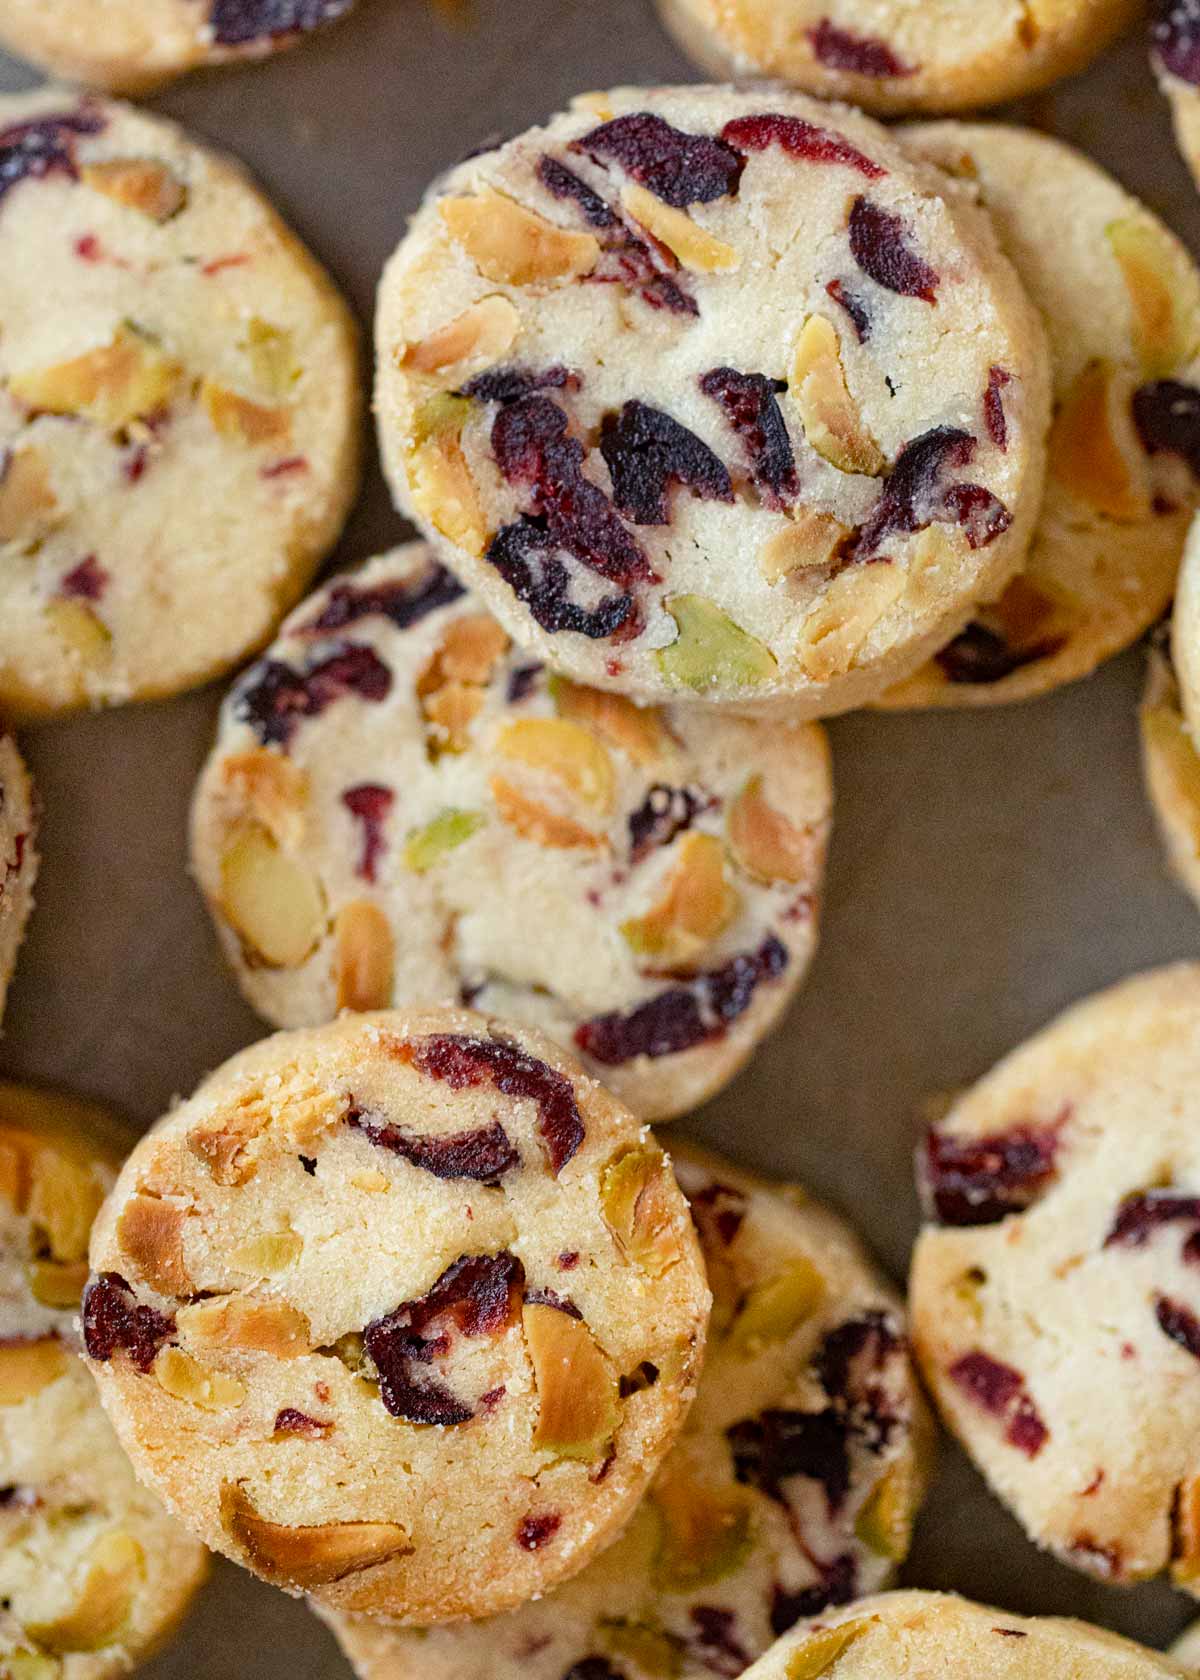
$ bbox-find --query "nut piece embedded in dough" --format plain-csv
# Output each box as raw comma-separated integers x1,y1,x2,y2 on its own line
1106,216,1200,376
523,1301,620,1459
0,1337,71,1404
9,326,181,430
152,1346,247,1411
25,1532,144,1654
440,191,600,286
782,1621,872,1678
116,1193,191,1296
218,821,327,969
620,184,738,273
656,595,778,692
1049,359,1149,521
333,901,395,1013
727,774,815,885
0,449,57,545
201,380,292,447
177,1295,311,1358
81,158,187,222
621,832,739,964
494,718,616,813
600,1146,682,1277
792,315,886,476
220,1484,412,1589
404,295,521,377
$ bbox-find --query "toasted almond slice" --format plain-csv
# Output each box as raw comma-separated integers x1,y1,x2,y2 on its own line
728,774,814,884
440,190,600,286
178,1295,311,1358
524,1302,619,1458
117,1194,191,1296
219,750,309,847
490,776,606,849
333,901,394,1013
1107,216,1200,376
26,1532,144,1654
218,821,327,970
201,379,292,446
423,681,485,752
9,326,180,429
0,1338,70,1405
153,1345,246,1411
407,432,489,556
494,717,615,812
27,1145,103,1265
798,563,905,680
404,295,520,376
82,158,186,222
761,509,849,584
551,679,671,767
0,449,57,545
221,1484,411,1588
1049,358,1150,522
792,315,886,477
620,184,738,273
229,1229,303,1275
621,832,739,964
27,1258,90,1310
426,613,510,685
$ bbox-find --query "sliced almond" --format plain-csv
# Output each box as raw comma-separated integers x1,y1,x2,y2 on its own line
490,776,606,849
116,1194,191,1296
26,1531,144,1654
761,509,848,584
221,1483,411,1588
425,613,510,686
219,750,309,848
9,326,180,429
333,901,394,1013
423,680,485,752
27,1145,103,1265
0,449,57,545
82,158,186,222
620,183,738,273
798,563,906,681
728,1258,825,1353
494,717,615,812
407,432,488,556
188,1106,269,1188
524,1302,620,1459
218,820,327,970
27,1258,90,1310
784,1622,872,1679
440,190,600,286
600,1147,681,1277
201,380,292,447
792,316,885,477
1174,1474,1200,1585
229,1229,303,1275
0,1127,33,1211
404,295,520,376
178,1295,311,1358
551,679,670,768
621,832,739,965
152,1345,246,1411
727,774,814,884
0,1338,70,1405
1049,359,1150,522
1107,215,1200,376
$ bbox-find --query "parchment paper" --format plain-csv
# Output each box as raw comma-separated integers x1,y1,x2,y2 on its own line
2,4,1198,1670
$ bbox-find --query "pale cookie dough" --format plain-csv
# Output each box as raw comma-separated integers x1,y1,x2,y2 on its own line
0,0,357,95
656,0,1140,116
320,1142,934,1680
879,124,1200,709
735,1590,1192,1679
0,734,37,1023
1152,0,1200,195
82,1009,710,1623
1174,511,1200,740
376,84,1050,718
190,543,832,1121
1141,627,1200,908
1174,1621,1200,1666
0,88,360,721
0,1082,208,1680
911,964,1200,1591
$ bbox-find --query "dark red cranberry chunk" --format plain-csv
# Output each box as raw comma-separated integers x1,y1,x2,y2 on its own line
82,1273,175,1373
516,1511,562,1550
984,366,1012,450
537,155,617,228
1105,1191,1200,1248
576,113,745,206
1133,379,1200,478
486,522,635,641
771,1556,858,1634
347,1106,520,1181
342,783,393,884
1153,0,1200,83
689,1606,750,1677
59,556,108,602
851,425,1009,561
460,365,576,406
688,1179,749,1248
234,645,391,748
722,113,884,181
628,784,706,862
563,1661,623,1680
699,369,798,508
364,1252,524,1425
600,402,733,526
273,1408,331,1437
936,623,1064,685
0,110,105,208
814,1310,903,1448
949,1350,1047,1456
808,17,916,78
209,0,353,44
921,1120,1061,1225
826,278,872,341
728,1405,855,1511
848,197,939,302
1156,1293,1200,1358
301,565,464,635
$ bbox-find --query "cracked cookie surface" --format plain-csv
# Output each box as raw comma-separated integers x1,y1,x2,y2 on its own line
0,735,36,1025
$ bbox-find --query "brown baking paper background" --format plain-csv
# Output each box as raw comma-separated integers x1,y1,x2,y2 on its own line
3,3,1200,1670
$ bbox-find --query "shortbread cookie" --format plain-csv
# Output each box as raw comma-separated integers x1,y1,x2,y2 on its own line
0,1082,208,1680
736,1590,1192,1679
656,0,1140,116
0,0,357,95
0,89,360,721
1141,628,1200,908
1174,1621,1200,1666
83,1009,710,1623
190,543,832,1121
376,84,1049,718
879,124,1199,709
320,1142,934,1680
1153,0,1200,194
911,965,1200,1591
1174,512,1200,739
0,734,37,1022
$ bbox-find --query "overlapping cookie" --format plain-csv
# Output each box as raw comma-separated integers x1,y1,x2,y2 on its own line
656,0,1139,116
1175,1620,1200,1667
0,734,37,1023
0,1081,208,1680
190,543,832,1121
82,1008,710,1623
0,89,360,720
1141,625,1200,908
376,85,1050,718
321,1142,933,1680
0,0,357,94
880,124,1200,708
1153,0,1200,194
911,965,1200,1591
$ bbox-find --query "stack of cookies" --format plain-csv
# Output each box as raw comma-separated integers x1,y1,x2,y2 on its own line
4,0,1200,1676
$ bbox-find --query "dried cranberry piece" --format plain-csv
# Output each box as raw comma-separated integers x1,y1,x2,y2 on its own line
689,1608,750,1678
461,365,575,406
770,1555,858,1634
59,556,108,601
921,1121,1060,1226
0,109,104,208
399,1033,584,1175
984,367,1011,450
577,113,744,206
487,522,635,640
208,0,352,44
82,1273,175,1372
523,1288,582,1318
729,1407,855,1512
826,278,872,341
628,784,706,862
1153,0,1200,83
935,623,1064,686
516,1512,562,1550
688,1179,749,1248
949,1350,1047,1456
347,1107,520,1181
563,1661,623,1680
815,1310,902,1449
302,565,465,635
1105,1191,1200,1248
576,937,788,1064
808,17,916,77
1133,379,1200,478
851,425,997,560
506,662,543,703
848,197,939,303
537,155,618,228
342,784,393,884
941,483,1012,550
1007,1396,1049,1457
699,369,798,508
234,645,392,747
600,402,733,526
273,1408,331,1437
722,113,884,182
1156,1293,1200,1358
364,1252,524,1425
618,1360,659,1397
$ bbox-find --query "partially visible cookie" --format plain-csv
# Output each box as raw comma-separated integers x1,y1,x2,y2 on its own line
190,543,832,1122
656,0,1140,116
1141,627,1200,907
879,124,1199,709
0,89,360,720
0,0,357,95
0,734,37,1023
735,1591,1192,1679
1174,511,1200,740
0,1081,208,1680
1152,0,1200,194
376,84,1050,718
911,965,1200,1591
1174,1620,1200,1667
320,1141,934,1680
83,1009,710,1623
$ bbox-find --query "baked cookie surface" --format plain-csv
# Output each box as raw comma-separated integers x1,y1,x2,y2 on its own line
0,89,360,720
1153,0,1200,194
879,124,1199,709
911,965,1200,1591
0,734,36,1023
83,1009,710,1623
190,542,832,1120
376,84,1049,718
0,0,357,94
0,1082,208,1680
321,1141,933,1680
1141,627,1200,910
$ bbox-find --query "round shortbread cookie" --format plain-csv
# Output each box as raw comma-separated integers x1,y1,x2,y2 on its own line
319,1141,934,1680
375,84,1050,719
0,1082,208,1680
1141,626,1200,909
0,734,37,1023
1153,1,1200,195
655,0,1140,117
735,1590,1192,1679
82,1009,710,1623
911,965,1200,1591
0,88,360,721
879,123,1200,709
190,542,832,1122
0,0,357,95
